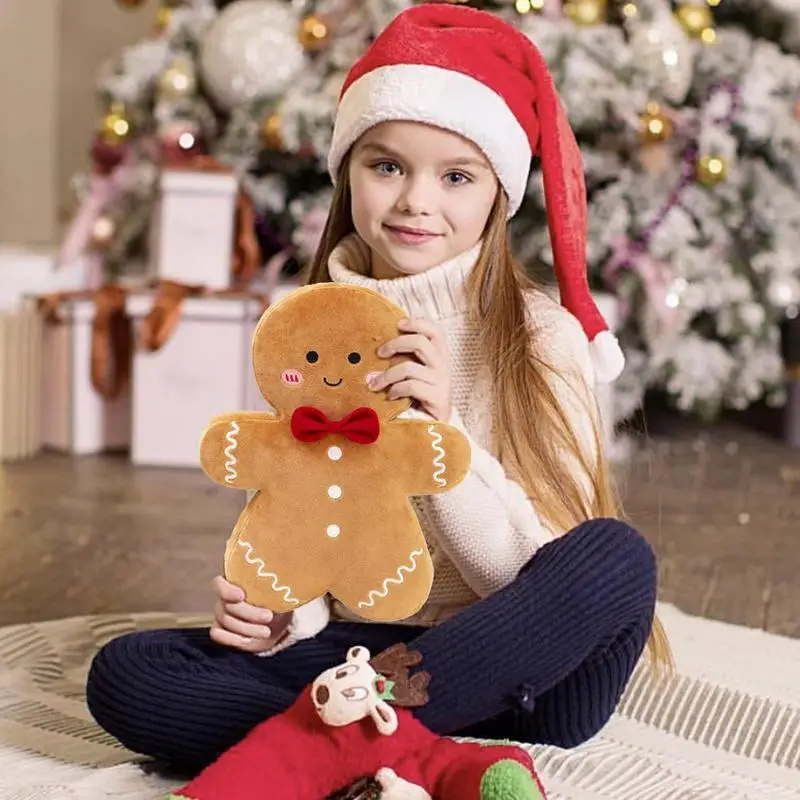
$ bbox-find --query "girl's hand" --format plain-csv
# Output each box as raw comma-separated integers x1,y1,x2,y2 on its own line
370,318,452,422
210,576,293,654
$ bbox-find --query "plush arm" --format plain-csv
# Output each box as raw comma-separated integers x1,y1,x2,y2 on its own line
392,420,472,496
198,411,279,489
408,302,601,598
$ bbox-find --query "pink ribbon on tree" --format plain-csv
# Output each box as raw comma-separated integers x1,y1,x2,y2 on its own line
55,151,136,289
603,235,681,334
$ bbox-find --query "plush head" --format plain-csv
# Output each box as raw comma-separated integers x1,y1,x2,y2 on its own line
311,643,431,735
252,284,412,422
311,646,398,735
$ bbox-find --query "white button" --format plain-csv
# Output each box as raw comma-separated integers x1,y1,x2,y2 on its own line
326,524,341,538
328,485,342,500
327,446,342,461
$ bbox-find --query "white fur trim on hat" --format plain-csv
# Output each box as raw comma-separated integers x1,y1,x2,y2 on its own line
328,64,532,217
589,330,625,384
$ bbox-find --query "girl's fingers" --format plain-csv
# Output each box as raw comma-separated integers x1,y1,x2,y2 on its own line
214,606,273,641
224,599,274,626
370,361,435,392
398,317,445,348
209,624,271,654
379,333,441,367
386,378,438,406
212,575,245,604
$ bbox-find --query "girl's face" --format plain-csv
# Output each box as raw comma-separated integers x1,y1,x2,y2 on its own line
348,121,498,280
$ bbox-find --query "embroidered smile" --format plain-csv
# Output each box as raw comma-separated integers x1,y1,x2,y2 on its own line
323,377,344,387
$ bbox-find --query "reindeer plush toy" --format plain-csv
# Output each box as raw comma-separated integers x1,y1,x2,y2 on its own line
165,643,546,800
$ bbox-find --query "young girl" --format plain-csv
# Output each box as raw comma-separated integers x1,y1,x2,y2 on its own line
86,3,670,776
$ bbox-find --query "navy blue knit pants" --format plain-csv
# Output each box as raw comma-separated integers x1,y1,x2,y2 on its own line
86,518,657,771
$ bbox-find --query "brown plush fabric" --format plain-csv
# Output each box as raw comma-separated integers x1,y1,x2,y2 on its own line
199,284,471,622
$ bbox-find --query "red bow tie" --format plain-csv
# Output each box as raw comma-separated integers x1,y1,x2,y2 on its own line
290,406,380,445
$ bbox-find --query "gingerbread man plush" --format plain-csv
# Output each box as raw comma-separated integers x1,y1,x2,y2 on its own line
164,644,547,800
199,284,471,622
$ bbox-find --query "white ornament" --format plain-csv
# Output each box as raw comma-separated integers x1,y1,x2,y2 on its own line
199,0,306,111
328,485,342,499
327,446,342,461
326,524,341,538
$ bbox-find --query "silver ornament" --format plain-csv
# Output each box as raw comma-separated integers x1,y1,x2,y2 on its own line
199,0,306,111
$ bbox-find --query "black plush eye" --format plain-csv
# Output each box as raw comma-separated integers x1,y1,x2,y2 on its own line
306,351,319,364
347,352,361,365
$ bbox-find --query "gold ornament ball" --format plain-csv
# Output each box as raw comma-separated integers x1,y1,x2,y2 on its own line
90,216,116,248
262,112,284,149
158,60,196,99
101,104,130,144
154,5,172,34
640,103,673,144
514,0,544,13
674,3,715,41
696,154,728,186
564,0,608,25
298,15,329,52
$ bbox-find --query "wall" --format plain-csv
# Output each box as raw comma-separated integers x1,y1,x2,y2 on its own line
0,0,158,248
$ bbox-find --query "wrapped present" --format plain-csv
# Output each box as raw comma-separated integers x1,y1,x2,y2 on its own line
37,286,132,455
127,289,271,468
149,157,261,291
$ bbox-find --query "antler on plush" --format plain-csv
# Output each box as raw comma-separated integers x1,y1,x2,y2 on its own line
369,643,430,708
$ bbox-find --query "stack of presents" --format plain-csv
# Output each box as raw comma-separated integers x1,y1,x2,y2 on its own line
0,167,299,467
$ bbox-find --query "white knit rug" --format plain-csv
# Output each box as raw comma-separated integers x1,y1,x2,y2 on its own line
0,604,798,799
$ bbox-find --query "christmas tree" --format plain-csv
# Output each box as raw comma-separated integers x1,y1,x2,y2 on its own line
65,0,800,423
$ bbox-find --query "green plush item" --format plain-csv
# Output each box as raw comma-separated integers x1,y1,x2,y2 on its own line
199,284,471,622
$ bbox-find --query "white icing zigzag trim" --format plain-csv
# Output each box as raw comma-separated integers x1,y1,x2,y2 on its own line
427,424,447,487
358,549,424,609
237,539,300,606
223,421,240,483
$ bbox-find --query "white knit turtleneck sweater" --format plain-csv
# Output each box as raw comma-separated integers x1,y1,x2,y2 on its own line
264,234,599,654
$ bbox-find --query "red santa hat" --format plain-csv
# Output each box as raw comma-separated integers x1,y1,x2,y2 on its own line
328,3,624,383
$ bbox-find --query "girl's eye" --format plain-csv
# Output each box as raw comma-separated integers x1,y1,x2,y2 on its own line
373,160,401,177
444,171,471,186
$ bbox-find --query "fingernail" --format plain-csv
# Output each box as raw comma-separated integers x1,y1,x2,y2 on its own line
367,371,382,389
377,346,389,357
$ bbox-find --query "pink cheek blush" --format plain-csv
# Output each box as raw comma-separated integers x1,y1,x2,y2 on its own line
281,369,304,386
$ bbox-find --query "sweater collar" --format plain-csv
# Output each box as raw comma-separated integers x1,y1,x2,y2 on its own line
327,233,481,321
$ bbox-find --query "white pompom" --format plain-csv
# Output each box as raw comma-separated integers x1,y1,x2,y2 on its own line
589,330,625,384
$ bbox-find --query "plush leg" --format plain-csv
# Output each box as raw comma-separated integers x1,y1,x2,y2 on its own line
407,518,658,747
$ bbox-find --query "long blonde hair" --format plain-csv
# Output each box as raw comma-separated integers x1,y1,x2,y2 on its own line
307,151,673,674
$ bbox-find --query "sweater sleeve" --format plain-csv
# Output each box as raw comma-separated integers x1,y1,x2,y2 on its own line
411,297,601,598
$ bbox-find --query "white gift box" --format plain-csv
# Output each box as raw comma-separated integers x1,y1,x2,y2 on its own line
0,246,88,312
127,292,270,468
40,298,132,455
149,169,239,291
